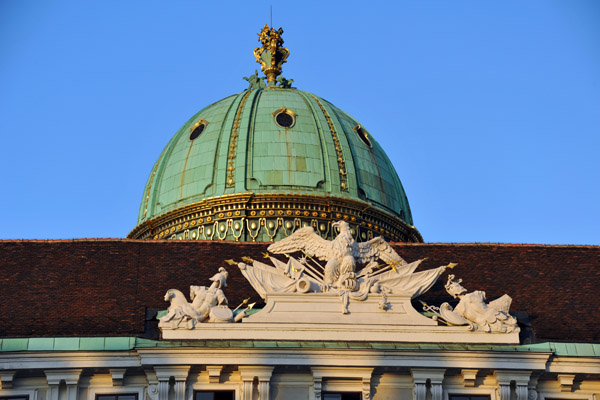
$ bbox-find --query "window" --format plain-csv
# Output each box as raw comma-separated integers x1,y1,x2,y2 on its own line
96,395,138,400
323,393,361,400
272,107,296,128
353,124,372,148
194,391,235,400
189,118,209,141
449,395,491,400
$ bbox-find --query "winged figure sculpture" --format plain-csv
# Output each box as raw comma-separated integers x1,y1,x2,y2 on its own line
267,220,407,285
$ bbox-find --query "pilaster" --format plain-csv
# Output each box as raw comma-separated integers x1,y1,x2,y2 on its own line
154,365,190,400
461,369,478,387
411,368,446,400
239,366,274,400
557,374,575,392
111,368,127,386
311,367,373,400
45,369,82,400
0,370,16,390
494,370,532,400
206,366,224,384
527,373,541,400
144,370,159,400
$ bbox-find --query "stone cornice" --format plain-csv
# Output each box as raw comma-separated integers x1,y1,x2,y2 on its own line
6,348,600,375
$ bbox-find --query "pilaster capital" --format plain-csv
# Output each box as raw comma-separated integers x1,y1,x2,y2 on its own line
0,370,16,389
45,369,82,385
461,369,478,387
310,367,373,381
557,374,576,392
206,366,224,384
238,365,274,382
154,365,190,382
494,370,532,386
410,368,446,384
110,368,127,386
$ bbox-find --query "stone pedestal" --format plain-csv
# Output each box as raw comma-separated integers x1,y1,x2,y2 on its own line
161,293,520,343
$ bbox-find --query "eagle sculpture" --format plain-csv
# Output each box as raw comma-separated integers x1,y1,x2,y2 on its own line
267,220,406,285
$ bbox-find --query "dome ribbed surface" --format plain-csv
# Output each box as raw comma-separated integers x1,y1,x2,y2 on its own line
130,87,420,242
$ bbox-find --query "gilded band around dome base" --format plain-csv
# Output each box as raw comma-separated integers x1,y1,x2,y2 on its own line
128,192,423,243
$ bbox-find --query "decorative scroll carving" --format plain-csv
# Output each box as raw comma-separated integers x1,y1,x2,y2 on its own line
423,275,519,333
528,374,540,400
144,370,159,400
313,377,322,400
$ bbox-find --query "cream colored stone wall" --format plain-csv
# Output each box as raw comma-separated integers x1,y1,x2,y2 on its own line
1,351,600,400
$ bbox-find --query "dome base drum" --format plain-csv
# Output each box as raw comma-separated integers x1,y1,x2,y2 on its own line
128,192,422,243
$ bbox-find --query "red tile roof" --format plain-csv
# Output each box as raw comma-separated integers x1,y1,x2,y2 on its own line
0,240,598,342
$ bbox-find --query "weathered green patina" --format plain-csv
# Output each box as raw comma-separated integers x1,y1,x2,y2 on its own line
2,337,599,357
133,88,414,237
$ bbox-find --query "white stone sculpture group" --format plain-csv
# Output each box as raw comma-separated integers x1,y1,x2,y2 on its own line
159,267,249,329
159,220,519,335
423,274,520,333
237,220,452,314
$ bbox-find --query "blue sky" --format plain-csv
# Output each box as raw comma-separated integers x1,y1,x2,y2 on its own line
1,1,599,244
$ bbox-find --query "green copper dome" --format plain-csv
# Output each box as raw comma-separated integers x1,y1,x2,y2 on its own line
128,25,421,242
129,87,421,242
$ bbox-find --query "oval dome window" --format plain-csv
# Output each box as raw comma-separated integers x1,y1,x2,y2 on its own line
353,124,372,148
189,119,209,141
273,107,296,128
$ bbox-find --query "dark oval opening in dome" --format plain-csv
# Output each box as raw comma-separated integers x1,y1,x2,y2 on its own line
189,124,206,141
354,125,372,148
275,112,294,128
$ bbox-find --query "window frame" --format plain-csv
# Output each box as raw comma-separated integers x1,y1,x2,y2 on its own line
188,384,240,400
448,395,492,400
87,386,144,400
443,387,497,400
193,390,236,400
540,394,594,400
322,392,363,400
0,390,37,400
95,394,139,400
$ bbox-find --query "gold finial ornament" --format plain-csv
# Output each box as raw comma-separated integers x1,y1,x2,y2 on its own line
254,24,290,86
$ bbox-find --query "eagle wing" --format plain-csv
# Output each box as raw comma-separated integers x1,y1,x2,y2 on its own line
267,226,332,261
351,236,406,266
